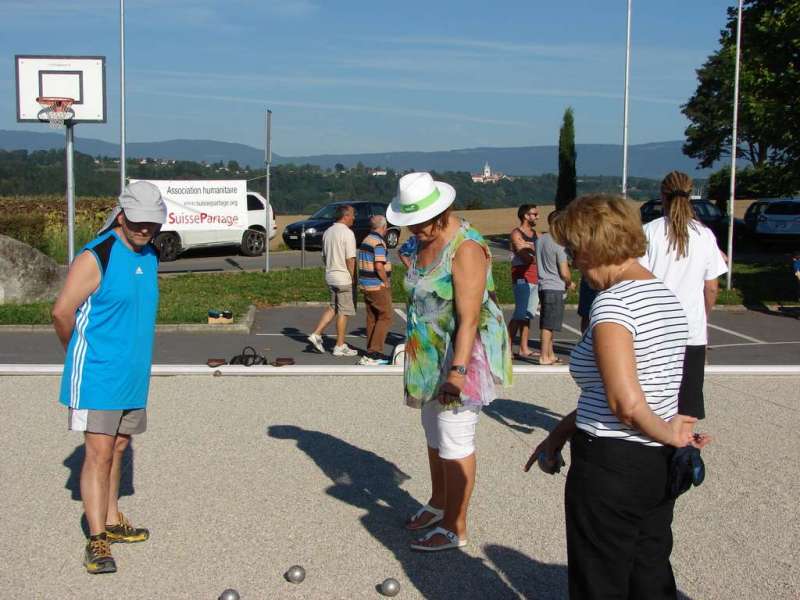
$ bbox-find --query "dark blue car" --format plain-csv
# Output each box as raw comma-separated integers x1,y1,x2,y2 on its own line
282,201,400,250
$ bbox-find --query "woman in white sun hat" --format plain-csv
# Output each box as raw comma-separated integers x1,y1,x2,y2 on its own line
387,172,512,552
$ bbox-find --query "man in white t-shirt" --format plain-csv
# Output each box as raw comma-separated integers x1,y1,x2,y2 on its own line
307,205,359,357
639,212,728,420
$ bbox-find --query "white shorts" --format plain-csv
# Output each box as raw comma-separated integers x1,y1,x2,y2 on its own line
420,401,481,460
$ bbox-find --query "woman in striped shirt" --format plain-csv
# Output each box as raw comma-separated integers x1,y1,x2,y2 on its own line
525,194,709,600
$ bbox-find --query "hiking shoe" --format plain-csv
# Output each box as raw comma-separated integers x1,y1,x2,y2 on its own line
84,534,116,574
106,512,150,544
332,344,358,357
358,353,389,366
307,333,325,353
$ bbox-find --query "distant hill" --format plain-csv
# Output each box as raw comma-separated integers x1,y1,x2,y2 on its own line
0,129,712,178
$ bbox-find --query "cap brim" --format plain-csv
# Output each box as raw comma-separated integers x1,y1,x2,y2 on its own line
123,206,168,224
386,182,456,226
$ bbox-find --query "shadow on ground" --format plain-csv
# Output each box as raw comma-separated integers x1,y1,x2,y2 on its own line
63,443,135,537
483,399,563,436
269,425,544,598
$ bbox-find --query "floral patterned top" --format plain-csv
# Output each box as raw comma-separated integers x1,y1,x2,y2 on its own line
403,220,513,408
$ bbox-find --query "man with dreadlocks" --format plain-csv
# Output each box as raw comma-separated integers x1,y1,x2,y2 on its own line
639,171,728,428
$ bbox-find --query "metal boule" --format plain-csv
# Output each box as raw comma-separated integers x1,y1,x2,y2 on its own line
218,589,240,600
285,565,306,584
380,577,401,596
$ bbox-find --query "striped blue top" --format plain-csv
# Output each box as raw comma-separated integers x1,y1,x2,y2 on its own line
569,279,688,446
59,230,160,410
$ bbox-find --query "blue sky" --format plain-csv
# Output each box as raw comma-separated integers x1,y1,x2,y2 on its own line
2,0,735,156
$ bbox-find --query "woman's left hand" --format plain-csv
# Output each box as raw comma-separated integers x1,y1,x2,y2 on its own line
436,376,464,406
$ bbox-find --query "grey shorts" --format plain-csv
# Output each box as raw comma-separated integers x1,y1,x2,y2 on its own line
68,407,147,435
539,289,565,332
329,284,356,316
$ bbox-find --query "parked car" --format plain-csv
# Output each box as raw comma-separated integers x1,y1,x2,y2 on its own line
639,197,728,246
748,198,800,243
154,191,276,261
282,201,400,250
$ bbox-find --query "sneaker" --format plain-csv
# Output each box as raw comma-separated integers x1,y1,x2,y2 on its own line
358,353,390,366
84,534,116,574
106,512,150,544
332,344,358,357
307,333,325,353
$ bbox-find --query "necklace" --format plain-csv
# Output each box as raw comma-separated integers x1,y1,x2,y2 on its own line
608,259,635,287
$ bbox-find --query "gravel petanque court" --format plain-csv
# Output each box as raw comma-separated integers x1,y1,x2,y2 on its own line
2,373,797,599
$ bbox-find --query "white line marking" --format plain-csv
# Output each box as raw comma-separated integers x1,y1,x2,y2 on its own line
560,322,583,337
708,341,800,350
394,308,407,322
255,333,366,338
5,364,800,376
707,323,766,344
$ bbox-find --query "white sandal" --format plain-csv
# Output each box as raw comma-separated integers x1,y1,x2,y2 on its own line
410,526,467,552
404,504,444,531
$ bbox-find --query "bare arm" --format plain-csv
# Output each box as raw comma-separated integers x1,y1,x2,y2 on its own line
593,322,695,447
51,252,101,350
510,229,535,263
400,255,412,269
525,409,577,472
375,260,389,287
346,256,356,280
703,278,719,315
558,260,575,290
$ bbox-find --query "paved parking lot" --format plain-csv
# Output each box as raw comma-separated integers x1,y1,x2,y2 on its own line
2,306,800,366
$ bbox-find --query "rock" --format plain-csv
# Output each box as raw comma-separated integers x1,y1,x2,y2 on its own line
0,234,66,304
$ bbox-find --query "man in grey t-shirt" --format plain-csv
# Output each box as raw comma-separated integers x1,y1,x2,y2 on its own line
536,211,575,364
307,205,358,357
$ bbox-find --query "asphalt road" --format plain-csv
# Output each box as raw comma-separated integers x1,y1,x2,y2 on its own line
4,306,799,366
158,241,512,274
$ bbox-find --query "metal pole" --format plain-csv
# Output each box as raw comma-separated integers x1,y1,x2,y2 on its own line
621,0,632,196
120,0,126,193
65,123,76,263
264,109,272,273
726,0,743,291
301,225,306,269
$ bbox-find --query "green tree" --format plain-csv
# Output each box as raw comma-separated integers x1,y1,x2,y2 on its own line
683,0,800,193
554,107,577,210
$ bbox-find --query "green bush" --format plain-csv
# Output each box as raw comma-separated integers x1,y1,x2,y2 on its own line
0,213,47,252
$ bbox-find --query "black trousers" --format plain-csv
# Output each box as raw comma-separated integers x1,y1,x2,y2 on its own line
565,431,677,600
678,345,706,419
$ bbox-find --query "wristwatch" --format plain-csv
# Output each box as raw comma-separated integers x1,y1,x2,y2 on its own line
450,365,467,376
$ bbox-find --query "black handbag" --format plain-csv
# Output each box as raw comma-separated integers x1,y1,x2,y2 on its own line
668,446,705,499
229,346,267,366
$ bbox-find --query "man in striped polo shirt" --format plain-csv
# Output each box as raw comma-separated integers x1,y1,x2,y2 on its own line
52,181,165,574
358,215,393,365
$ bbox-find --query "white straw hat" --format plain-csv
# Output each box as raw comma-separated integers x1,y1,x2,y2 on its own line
386,172,456,227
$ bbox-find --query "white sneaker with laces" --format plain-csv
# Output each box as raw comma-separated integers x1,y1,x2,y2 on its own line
307,333,325,353
333,344,358,357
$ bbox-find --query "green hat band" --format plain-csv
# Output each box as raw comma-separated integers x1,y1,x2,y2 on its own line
400,188,440,213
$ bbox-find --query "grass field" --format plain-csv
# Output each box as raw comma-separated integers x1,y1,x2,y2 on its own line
1,258,794,325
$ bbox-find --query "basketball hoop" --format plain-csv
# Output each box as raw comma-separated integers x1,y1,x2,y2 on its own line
36,96,75,129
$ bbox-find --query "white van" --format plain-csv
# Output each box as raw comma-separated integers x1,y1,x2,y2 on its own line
139,179,276,261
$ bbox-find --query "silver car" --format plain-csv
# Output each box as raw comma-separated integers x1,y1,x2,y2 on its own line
753,198,800,242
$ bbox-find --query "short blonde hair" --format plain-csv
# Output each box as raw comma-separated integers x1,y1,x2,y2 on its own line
551,194,646,267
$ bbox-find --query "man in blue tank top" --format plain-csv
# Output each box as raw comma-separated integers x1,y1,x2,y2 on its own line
52,181,166,574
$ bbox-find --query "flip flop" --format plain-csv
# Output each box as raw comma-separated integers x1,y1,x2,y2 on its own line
410,526,467,552
538,357,563,365
404,504,444,531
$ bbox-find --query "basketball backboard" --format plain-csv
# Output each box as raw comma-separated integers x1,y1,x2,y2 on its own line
15,55,106,123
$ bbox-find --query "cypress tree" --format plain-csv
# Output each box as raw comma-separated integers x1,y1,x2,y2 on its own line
554,107,577,211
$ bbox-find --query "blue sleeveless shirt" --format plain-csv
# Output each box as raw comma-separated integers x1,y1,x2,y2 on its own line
59,230,159,410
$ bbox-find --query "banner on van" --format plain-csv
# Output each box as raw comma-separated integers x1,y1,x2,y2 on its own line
132,179,248,231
